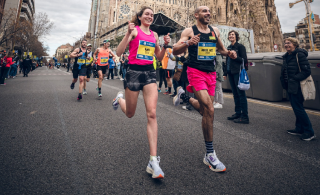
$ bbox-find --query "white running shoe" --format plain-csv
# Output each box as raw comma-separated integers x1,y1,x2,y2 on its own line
120,78,124,81
173,86,185,106
83,90,87,95
203,151,226,172
112,91,123,110
146,156,165,179
214,103,223,109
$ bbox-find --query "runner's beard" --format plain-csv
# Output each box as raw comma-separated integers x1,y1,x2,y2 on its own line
199,16,210,25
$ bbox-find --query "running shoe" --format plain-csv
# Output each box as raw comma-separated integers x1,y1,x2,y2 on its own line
203,151,226,172
112,91,123,110
77,94,82,101
158,89,161,93
146,156,164,179
83,90,87,95
214,103,223,109
173,86,185,106
163,91,170,95
96,87,102,97
70,83,75,90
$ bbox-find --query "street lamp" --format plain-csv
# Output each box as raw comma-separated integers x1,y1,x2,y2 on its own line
289,0,315,51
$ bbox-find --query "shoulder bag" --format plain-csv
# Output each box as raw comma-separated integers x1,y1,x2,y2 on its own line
296,53,316,100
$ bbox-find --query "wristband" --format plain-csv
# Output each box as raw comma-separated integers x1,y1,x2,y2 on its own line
181,41,189,46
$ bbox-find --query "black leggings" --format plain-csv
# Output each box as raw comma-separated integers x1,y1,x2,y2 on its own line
158,68,167,89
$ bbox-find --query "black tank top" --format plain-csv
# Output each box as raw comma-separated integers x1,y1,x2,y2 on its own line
74,47,87,69
185,25,218,72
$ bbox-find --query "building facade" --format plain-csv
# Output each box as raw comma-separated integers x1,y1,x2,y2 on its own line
295,14,320,51
55,43,73,60
89,0,284,52
4,0,35,22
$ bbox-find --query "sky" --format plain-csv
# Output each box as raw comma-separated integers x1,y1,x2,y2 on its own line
35,0,320,56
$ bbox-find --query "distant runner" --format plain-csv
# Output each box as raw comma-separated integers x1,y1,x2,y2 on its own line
83,44,93,95
69,39,90,100
93,40,116,97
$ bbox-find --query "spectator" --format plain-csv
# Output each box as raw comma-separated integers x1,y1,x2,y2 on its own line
214,52,224,108
281,37,315,141
224,30,249,124
9,54,19,78
107,56,115,80
22,55,32,77
162,45,174,95
121,54,129,81
158,46,170,93
0,52,13,85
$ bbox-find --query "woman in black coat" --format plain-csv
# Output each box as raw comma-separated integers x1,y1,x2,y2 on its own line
224,30,249,124
280,37,315,141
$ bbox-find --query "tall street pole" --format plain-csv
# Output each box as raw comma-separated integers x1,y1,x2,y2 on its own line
304,0,315,51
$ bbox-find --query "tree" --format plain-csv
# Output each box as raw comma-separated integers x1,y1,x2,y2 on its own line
0,8,27,49
14,12,54,57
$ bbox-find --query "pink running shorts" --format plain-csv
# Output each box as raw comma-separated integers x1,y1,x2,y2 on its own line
186,66,217,96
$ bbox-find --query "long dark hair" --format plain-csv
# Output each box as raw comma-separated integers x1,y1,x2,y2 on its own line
131,6,154,26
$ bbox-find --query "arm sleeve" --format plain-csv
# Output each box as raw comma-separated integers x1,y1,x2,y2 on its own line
293,53,311,81
234,44,247,64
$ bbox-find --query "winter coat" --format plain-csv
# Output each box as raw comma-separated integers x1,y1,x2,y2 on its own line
223,42,247,76
280,48,311,94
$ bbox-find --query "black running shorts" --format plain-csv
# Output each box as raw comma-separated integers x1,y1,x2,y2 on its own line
165,69,174,78
86,67,92,78
97,65,108,74
124,65,156,91
73,67,87,79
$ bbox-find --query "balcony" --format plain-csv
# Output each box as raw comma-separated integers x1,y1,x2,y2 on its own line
20,12,29,21
21,2,33,20
23,0,34,14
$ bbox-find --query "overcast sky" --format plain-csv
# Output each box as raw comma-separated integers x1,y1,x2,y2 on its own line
35,0,320,56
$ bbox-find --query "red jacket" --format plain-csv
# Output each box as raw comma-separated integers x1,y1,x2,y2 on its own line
5,57,13,67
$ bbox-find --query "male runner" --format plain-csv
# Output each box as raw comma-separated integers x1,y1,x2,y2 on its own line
83,44,93,95
173,6,237,172
93,39,116,97
69,39,90,100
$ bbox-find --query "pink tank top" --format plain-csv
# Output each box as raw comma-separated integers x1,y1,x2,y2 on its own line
128,26,156,65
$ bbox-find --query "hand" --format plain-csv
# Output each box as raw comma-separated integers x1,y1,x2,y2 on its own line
188,34,201,46
228,50,237,59
127,21,135,34
163,33,170,45
223,76,227,80
78,52,83,57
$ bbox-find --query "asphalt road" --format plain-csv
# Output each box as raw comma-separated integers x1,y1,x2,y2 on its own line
0,67,319,195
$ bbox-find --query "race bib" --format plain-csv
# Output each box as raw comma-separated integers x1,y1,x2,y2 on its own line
197,42,216,61
100,57,109,64
136,40,155,61
77,59,86,64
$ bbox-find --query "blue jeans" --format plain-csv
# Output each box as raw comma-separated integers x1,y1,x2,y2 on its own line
122,67,126,79
287,88,314,135
10,65,17,77
228,72,249,119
